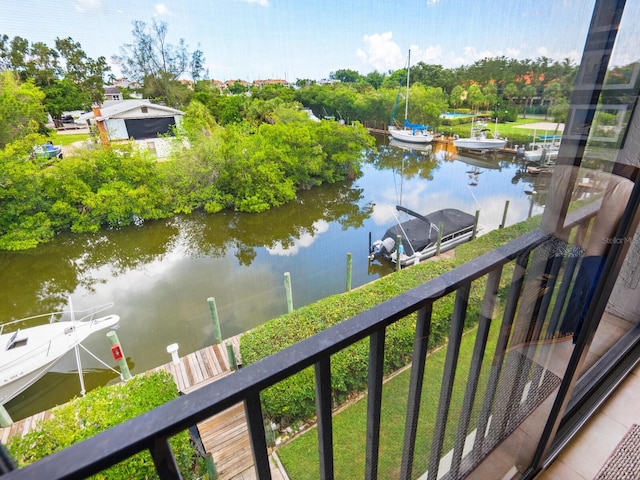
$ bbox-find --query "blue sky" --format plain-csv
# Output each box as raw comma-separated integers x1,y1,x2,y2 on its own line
0,0,606,82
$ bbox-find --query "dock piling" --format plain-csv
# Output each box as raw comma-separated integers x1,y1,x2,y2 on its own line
207,297,223,344
284,272,293,312
500,200,510,229
226,342,238,371
472,210,480,239
166,343,180,365
107,331,132,381
436,221,444,256
346,252,352,292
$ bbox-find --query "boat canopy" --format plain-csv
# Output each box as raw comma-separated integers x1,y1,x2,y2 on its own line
537,135,562,141
383,208,475,254
404,118,430,133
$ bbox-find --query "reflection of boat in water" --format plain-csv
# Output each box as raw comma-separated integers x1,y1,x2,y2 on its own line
527,165,554,175
389,138,433,154
0,302,120,405
455,151,502,170
389,50,434,144
369,206,475,267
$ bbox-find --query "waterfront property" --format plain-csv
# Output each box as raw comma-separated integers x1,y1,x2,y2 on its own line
0,1,639,479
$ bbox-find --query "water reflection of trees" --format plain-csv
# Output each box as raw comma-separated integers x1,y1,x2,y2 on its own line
179,181,372,266
0,221,181,320
1,178,371,318
366,142,440,182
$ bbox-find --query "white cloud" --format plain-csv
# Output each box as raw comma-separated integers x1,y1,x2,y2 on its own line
154,3,172,16
357,32,404,72
238,0,270,6
267,221,329,256
536,46,550,57
74,0,101,14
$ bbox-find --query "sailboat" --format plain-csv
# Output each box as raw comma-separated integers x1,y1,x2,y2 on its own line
389,49,434,144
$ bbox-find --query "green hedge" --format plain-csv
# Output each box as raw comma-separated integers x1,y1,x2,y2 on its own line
241,216,541,425
440,115,474,126
7,371,206,479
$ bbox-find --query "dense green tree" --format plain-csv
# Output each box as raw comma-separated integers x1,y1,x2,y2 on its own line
0,72,47,147
542,81,563,119
330,69,362,83
521,85,537,117
450,85,464,110
467,84,484,112
411,63,455,92
481,82,498,110
502,82,520,106
113,20,203,107
0,35,109,122
364,71,385,89
54,37,110,104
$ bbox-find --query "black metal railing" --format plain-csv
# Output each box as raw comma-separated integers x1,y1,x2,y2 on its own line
0,203,599,480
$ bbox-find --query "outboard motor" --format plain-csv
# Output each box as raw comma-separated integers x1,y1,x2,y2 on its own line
369,237,396,261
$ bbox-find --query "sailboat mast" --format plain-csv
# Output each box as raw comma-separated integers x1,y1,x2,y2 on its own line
404,49,411,121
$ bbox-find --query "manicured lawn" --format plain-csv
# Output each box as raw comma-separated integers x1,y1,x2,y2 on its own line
50,132,90,146
277,311,503,479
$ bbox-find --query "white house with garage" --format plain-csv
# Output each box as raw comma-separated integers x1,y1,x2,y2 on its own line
78,99,184,158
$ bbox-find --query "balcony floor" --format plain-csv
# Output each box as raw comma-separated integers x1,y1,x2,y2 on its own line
536,312,640,479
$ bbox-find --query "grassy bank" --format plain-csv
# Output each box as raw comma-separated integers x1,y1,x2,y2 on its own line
271,218,545,477
277,317,502,479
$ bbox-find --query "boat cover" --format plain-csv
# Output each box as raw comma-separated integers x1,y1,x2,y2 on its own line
383,208,475,254
404,118,430,132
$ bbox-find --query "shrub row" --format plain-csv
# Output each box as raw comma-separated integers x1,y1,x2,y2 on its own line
7,371,206,479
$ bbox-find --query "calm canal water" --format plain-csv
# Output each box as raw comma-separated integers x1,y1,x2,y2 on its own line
1,136,547,419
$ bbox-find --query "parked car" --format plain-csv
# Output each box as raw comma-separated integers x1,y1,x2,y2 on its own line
61,114,75,124
32,143,63,159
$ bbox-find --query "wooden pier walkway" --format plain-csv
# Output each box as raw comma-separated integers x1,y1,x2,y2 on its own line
1,336,286,480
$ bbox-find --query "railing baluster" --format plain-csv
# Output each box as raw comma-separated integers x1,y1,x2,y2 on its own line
245,391,272,479
532,252,564,335
400,304,433,480
149,437,181,480
365,327,386,480
427,281,470,480
450,268,502,479
474,252,530,456
315,356,334,480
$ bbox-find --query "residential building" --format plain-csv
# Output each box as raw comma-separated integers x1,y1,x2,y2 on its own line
77,99,184,159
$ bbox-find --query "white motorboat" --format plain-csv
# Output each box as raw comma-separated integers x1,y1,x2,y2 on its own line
389,49,434,144
0,303,119,405
523,134,561,163
369,206,476,267
454,118,507,152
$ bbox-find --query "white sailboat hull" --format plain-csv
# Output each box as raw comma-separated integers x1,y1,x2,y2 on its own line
389,126,434,144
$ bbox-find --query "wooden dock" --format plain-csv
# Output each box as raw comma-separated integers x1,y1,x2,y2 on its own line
0,336,286,480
